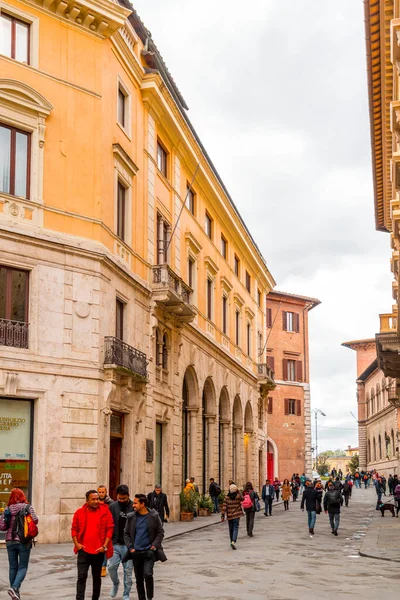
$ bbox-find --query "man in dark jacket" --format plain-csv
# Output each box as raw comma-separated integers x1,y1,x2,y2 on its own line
342,480,351,507
324,482,343,535
333,477,343,492
147,485,170,522
124,494,164,600
301,480,319,536
261,479,275,516
108,485,134,600
209,478,221,513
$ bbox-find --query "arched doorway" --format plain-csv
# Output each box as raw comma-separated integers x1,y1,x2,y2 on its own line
232,395,243,484
266,438,278,481
218,387,230,490
182,367,199,487
244,401,254,482
202,377,216,493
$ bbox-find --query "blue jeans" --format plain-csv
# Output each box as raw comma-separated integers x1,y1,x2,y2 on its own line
108,544,133,598
6,541,32,590
355,479,360,488
329,512,340,531
228,518,239,543
212,496,219,513
307,510,316,530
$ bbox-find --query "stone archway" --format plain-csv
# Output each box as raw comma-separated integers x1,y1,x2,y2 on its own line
218,386,230,490
232,395,243,485
202,377,217,493
244,401,254,483
182,367,199,487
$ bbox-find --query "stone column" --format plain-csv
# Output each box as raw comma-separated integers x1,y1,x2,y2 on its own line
220,421,230,490
233,425,243,484
188,408,198,479
205,414,216,483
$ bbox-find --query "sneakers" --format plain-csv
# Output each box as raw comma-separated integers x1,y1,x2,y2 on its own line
8,590,20,600
101,566,107,577
230,541,237,550
110,585,119,598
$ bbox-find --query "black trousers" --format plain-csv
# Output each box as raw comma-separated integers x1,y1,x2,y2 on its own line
245,511,255,535
132,550,155,600
275,489,280,501
76,550,104,600
284,500,289,510
343,493,350,506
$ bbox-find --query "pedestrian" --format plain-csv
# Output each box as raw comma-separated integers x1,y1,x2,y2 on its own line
394,482,400,516
281,479,292,510
333,477,343,492
348,479,353,497
342,480,351,507
71,489,114,600
381,476,387,495
123,493,165,600
388,474,394,496
300,473,306,494
221,484,243,549
208,478,221,513
189,477,199,517
0,487,39,600
338,469,343,480
323,482,343,536
147,485,170,523
97,485,113,577
375,477,385,503
324,478,333,491
291,479,299,502
242,481,259,536
273,477,281,501
261,479,275,516
354,471,361,488
108,485,134,600
363,473,368,489
300,480,319,537
392,475,399,495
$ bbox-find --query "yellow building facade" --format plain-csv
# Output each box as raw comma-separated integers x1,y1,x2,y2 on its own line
0,0,276,541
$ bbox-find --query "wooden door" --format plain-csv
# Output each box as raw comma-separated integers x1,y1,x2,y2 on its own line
267,452,274,481
109,437,122,501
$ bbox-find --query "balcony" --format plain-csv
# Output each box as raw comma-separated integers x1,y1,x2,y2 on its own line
0,319,28,349
387,378,400,408
257,363,276,396
104,336,147,380
152,264,196,323
380,313,398,333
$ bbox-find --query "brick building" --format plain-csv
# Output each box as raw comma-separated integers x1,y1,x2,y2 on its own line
264,291,320,480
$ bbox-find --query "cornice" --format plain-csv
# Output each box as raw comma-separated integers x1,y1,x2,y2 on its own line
245,306,255,320
185,231,202,256
113,143,139,176
23,0,131,38
204,256,219,277
220,276,233,293
233,292,245,309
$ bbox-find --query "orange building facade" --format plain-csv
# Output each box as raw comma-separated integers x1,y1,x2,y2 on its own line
264,291,320,480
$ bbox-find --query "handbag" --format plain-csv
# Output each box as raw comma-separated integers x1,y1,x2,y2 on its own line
255,498,261,512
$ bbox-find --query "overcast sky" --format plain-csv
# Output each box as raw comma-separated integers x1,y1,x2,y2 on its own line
133,0,393,452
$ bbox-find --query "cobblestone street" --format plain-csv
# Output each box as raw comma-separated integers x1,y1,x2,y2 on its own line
0,488,399,599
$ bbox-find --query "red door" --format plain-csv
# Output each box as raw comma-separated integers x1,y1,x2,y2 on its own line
267,452,274,481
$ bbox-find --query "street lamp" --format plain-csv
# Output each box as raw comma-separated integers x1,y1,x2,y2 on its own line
312,408,326,470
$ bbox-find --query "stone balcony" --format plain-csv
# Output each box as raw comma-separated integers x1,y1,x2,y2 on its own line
376,314,400,378
104,336,148,381
380,313,398,333
257,363,276,397
0,318,29,349
387,378,400,408
152,264,196,323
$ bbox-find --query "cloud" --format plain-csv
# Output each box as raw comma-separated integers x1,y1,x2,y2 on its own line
133,1,392,453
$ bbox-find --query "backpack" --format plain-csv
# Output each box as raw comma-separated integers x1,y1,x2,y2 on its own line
11,504,38,544
241,492,253,510
328,491,341,507
214,484,221,496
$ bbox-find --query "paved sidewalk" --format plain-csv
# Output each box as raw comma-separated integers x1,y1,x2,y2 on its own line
359,498,400,562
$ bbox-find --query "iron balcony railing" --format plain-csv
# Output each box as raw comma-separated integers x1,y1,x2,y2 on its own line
152,264,193,304
104,336,147,379
0,318,29,349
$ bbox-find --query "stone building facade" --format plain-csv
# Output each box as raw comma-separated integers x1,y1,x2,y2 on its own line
263,291,320,480
0,0,277,542
343,339,399,476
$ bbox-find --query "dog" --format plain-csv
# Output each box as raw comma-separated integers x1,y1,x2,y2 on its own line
378,501,396,517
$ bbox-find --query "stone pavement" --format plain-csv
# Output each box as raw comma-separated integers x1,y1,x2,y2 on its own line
359,493,400,562
1,490,399,599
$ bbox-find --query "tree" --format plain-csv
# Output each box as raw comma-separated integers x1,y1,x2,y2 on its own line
317,463,329,476
348,454,359,474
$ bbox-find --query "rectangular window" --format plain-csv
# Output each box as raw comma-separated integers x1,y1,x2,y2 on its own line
207,279,213,320
283,311,300,332
186,184,195,215
205,212,213,239
287,360,296,381
116,298,124,341
257,289,261,307
245,271,251,294
283,359,303,382
266,307,272,328
234,254,240,277
157,214,170,265
235,310,240,346
285,399,301,416
157,141,168,177
258,332,262,357
188,258,194,288
222,295,228,334
0,13,30,63
117,87,126,128
267,397,273,415
221,234,228,259
246,322,251,356
117,181,126,241
0,265,29,348
0,123,30,199
288,399,296,415
266,355,275,372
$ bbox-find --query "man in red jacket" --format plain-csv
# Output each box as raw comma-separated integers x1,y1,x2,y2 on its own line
71,489,114,600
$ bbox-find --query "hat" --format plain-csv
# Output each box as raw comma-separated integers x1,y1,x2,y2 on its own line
229,484,238,493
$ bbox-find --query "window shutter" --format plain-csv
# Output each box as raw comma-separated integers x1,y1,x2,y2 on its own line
295,313,300,333
267,397,273,415
284,398,289,415
282,311,287,331
267,356,275,371
296,361,303,382
283,358,288,381
267,308,272,328
296,400,301,416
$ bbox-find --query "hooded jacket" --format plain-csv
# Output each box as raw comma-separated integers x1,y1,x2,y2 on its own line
221,491,243,520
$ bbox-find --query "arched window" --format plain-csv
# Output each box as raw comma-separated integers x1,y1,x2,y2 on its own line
385,431,391,458
162,333,168,369
373,437,376,461
371,389,375,415
378,434,382,460
366,392,370,418
382,378,386,406
367,439,371,463
155,328,162,366
376,382,381,412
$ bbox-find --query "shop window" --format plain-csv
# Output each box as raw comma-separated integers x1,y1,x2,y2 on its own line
0,265,29,348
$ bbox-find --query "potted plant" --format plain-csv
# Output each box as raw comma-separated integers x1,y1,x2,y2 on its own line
218,490,226,508
179,489,197,521
197,494,213,516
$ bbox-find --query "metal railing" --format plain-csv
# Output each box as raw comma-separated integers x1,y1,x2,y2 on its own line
152,264,192,303
104,336,147,378
0,319,29,349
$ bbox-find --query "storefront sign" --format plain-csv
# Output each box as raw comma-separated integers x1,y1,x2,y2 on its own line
0,399,31,460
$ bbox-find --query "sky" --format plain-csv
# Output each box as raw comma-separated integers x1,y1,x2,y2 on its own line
133,0,393,452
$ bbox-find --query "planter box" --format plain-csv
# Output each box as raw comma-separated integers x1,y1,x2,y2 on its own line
180,511,194,522
198,508,210,517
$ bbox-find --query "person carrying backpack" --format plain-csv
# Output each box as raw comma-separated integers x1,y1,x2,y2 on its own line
342,481,351,507
323,482,343,535
394,483,400,516
221,484,243,549
209,478,221,513
0,487,39,600
242,482,259,537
